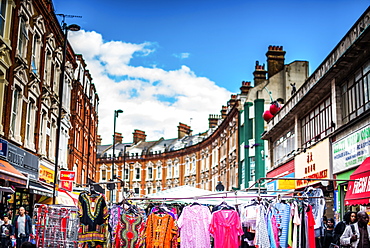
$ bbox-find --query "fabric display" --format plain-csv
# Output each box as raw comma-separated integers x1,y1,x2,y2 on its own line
34,204,79,248
109,203,146,248
72,187,326,248
78,192,108,244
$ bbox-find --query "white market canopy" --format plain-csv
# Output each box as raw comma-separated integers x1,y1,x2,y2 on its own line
143,185,274,205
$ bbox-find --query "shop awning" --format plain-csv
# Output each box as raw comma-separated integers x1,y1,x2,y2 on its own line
39,189,79,206
345,157,370,205
28,181,53,197
0,159,28,185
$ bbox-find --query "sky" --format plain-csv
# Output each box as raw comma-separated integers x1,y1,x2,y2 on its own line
53,0,369,145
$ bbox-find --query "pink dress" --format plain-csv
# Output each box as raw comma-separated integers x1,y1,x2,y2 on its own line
210,209,244,248
177,205,212,248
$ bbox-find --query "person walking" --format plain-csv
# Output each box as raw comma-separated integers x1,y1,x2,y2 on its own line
11,207,33,248
1,215,13,248
322,218,335,248
333,211,357,245
340,211,370,248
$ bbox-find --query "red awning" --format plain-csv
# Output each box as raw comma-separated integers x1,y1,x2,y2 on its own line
345,157,370,205
0,159,28,185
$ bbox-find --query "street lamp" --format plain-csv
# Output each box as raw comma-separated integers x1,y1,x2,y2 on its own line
110,109,123,203
52,22,81,205
122,144,131,198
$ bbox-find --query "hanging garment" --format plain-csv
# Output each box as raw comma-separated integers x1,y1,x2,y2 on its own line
119,213,145,248
308,189,325,230
267,211,279,248
78,193,108,243
210,209,243,248
272,202,291,248
177,205,212,248
145,213,178,248
254,205,270,248
109,204,123,243
307,205,316,248
239,204,259,229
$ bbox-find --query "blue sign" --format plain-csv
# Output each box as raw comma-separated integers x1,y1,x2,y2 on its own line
0,138,8,158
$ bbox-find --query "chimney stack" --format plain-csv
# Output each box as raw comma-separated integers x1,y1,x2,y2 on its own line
240,81,253,95
133,130,146,144
221,106,227,119
96,135,102,146
178,123,192,139
228,94,237,107
253,61,267,86
266,45,286,78
114,132,123,144
208,114,221,128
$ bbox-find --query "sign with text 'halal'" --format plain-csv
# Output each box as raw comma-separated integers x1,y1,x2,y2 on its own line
59,171,76,182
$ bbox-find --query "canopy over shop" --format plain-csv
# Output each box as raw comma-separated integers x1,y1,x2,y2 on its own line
344,157,370,205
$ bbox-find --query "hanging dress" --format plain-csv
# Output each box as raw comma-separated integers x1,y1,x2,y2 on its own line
177,205,212,248
78,193,108,243
145,213,178,248
210,209,243,248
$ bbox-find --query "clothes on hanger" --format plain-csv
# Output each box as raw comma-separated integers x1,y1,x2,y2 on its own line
78,192,108,243
177,204,212,248
210,208,243,248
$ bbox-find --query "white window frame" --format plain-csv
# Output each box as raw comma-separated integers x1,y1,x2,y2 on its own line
0,0,7,37
17,16,28,58
147,167,153,180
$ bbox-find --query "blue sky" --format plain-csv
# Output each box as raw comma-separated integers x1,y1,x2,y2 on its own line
53,0,369,144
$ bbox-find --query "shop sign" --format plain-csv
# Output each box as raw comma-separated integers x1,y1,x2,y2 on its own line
60,181,73,191
7,143,39,180
39,164,55,184
0,138,8,158
295,139,330,188
278,173,296,189
59,171,76,182
332,124,370,174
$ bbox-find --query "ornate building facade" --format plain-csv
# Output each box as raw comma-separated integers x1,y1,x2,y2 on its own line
0,0,97,213
96,97,239,202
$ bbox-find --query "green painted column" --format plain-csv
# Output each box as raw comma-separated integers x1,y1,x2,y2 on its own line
254,99,265,186
238,102,253,189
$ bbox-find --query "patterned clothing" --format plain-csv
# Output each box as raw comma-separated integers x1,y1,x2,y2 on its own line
78,193,108,242
177,205,212,248
115,213,145,248
145,213,178,248
254,205,270,248
109,204,123,242
210,209,243,248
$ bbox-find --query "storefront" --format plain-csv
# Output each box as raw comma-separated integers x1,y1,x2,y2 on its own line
332,123,370,218
295,139,334,217
266,159,295,194
6,143,44,216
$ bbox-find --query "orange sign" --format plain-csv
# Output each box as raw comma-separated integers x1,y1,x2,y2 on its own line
60,180,73,191
39,165,55,184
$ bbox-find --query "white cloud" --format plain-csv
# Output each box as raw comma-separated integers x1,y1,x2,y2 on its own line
68,30,232,144
173,52,190,59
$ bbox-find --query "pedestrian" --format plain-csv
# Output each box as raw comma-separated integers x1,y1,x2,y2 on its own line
11,207,33,248
1,215,13,248
340,211,370,247
333,211,357,245
322,218,335,248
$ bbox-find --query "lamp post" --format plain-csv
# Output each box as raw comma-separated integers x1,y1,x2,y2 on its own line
122,144,131,198
52,22,81,205
111,109,123,203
